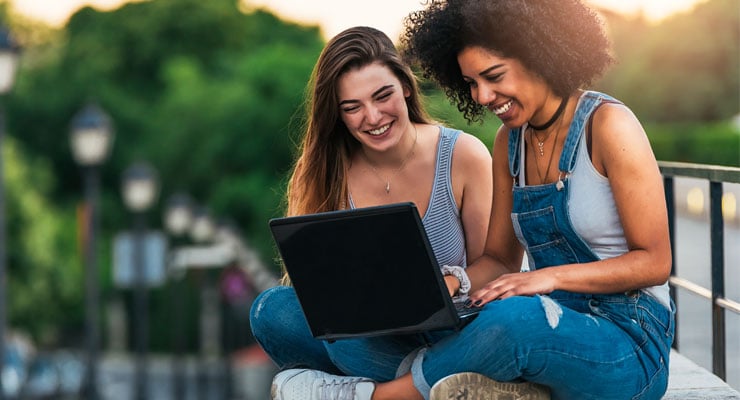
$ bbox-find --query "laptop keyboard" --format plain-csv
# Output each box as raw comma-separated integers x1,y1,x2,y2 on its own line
453,297,483,315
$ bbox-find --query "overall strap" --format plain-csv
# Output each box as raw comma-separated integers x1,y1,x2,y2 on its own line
508,127,523,178
557,91,619,174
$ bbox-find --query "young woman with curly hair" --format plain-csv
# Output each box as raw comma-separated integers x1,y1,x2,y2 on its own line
268,1,675,399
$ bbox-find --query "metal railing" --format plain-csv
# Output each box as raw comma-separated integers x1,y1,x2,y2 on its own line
660,161,740,382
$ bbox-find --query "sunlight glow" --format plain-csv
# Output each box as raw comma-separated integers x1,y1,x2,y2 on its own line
588,0,709,21
9,0,709,40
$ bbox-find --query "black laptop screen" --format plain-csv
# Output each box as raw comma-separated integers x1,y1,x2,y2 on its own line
270,203,458,339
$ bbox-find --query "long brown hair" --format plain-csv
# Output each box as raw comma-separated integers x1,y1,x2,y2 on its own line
286,26,431,217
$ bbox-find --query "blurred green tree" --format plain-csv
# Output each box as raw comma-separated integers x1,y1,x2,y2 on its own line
4,137,82,343
7,0,323,264
597,0,739,122
4,0,323,347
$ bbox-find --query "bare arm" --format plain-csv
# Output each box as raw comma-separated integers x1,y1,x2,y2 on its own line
464,127,524,293
444,131,494,295
455,132,494,261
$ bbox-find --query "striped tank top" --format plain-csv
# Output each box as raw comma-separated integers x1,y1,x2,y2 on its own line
350,126,467,267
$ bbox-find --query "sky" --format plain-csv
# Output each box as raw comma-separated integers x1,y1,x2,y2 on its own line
9,0,709,40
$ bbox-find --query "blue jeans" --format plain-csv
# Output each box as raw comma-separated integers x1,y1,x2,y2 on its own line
249,285,454,380
410,291,674,400
249,285,343,375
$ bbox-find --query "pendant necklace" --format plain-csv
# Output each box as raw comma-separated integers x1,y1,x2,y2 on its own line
363,124,419,194
529,112,564,185
529,97,568,157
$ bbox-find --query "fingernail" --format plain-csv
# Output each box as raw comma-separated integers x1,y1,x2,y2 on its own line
464,299,472,307
473,299,483,306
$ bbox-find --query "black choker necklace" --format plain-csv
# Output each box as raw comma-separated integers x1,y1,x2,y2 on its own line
529,97,568,131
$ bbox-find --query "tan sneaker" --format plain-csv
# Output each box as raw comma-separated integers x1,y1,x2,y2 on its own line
430,372,550,400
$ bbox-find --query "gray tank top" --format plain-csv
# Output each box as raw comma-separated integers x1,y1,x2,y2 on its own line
516,92,670,308
350,126,467,267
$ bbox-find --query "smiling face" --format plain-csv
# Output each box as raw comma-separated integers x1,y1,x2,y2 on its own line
457,46,556,129
337,62,412,152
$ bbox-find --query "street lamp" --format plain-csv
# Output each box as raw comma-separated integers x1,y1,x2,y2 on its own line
164,193,193,238
189,207,215,244
163,192,193,400
0,25,18,400
121,162,159,400
213,220,244,400
69,102,114,400
188,206,217,398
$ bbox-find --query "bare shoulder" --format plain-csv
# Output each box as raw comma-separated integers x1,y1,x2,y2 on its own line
455,130,491,155
590,101,657,176
591,102,647,146
491,124,512,162
450,129,492,167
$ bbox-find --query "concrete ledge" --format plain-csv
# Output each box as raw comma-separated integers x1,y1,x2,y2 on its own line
665,349,740,399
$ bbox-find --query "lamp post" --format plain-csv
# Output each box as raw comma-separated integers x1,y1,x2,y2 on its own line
69,103,114,400
121,162,159,400
163,193,193,400
214,221,242,400
189,207,215,399
189,207,215,244
0,25,18,400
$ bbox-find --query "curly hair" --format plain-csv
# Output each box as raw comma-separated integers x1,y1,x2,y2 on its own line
401,0,614,122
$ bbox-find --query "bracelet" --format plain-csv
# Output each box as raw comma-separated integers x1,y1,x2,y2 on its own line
441,265,471,295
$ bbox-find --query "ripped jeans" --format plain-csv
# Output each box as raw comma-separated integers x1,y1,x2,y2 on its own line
409,290,675,400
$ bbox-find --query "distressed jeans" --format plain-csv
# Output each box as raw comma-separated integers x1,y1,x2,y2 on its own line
409,290,674,400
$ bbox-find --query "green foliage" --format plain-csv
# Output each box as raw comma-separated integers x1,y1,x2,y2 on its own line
4,0,323,348
596,0,739,122
423,90,498,149
4,137,82,342
645,121,740,167
9,0,323,248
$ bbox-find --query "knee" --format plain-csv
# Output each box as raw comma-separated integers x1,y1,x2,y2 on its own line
472,296,547,341
249,286,300,336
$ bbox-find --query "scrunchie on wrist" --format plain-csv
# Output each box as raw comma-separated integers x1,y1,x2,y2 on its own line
441,265,471,295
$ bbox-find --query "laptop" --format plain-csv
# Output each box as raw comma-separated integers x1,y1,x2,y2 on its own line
269,202,481,341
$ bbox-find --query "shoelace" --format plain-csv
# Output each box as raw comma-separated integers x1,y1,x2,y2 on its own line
318,377,368,399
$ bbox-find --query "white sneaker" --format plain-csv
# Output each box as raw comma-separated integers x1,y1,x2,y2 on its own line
430,372,550,400
271,368,376,400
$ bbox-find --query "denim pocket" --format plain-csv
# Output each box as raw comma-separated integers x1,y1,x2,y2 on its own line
598,294,671,400
589,294,647,350
513,206,559,244
631,354,668,400
512,206,580,268
636,296,675,356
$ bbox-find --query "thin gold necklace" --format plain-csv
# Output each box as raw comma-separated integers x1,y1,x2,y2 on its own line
529,119,562,185
532,129,553,157
363,124,419,194
530,97,568,157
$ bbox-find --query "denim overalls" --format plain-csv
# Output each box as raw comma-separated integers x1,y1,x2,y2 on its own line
410,92,675,400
